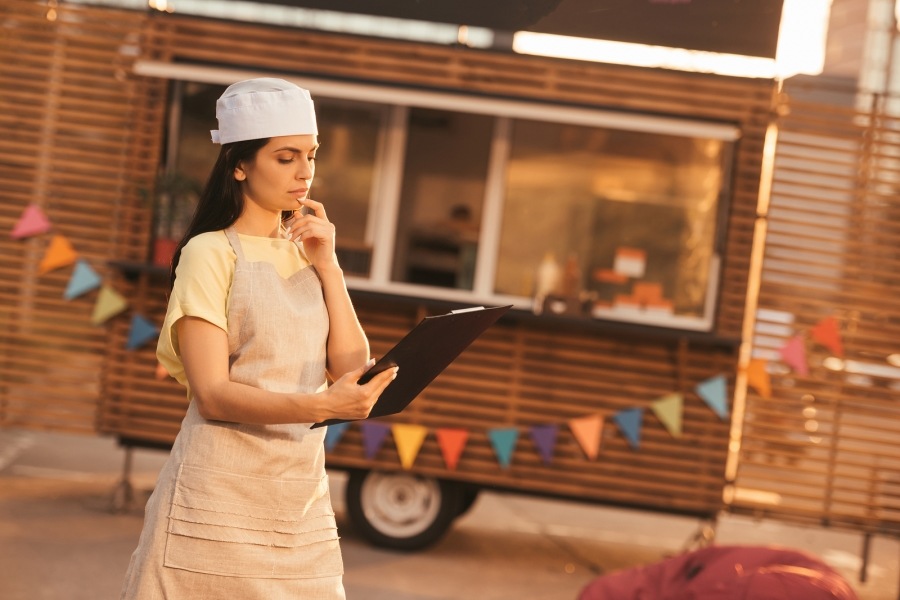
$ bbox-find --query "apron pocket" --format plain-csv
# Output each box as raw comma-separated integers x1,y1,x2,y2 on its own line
163,464,343,579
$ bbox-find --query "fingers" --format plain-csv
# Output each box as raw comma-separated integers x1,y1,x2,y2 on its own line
297,197,327,220
370,367,398,398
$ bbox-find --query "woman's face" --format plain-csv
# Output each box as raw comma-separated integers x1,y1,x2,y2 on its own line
235,134,318,213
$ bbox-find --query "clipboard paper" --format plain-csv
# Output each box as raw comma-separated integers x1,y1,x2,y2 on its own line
312,304,511,428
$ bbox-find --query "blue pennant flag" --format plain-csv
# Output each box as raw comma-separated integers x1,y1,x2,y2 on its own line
696,374,729,420
613,408,643,450
360,422,391,459
64,259,101,300
488,427,519,469
126,314,159,350
530,424,558,465
324,422,350,452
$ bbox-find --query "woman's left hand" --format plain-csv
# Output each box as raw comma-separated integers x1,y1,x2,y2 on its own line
284,198,337,271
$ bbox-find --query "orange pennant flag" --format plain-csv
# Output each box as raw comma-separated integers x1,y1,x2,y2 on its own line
392,423,428,470
38,235,78,274
436,428,468,471
746,358,771,399
569,414,603,460
811,316,843,357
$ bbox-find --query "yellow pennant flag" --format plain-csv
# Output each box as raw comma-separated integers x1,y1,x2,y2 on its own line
569,414,603,460
651,393,683,438
746,358,771,399
91,285,128,325
38,234,78,274
392,423,428,470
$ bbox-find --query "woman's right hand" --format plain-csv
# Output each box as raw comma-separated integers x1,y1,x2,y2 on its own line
319,360,398,422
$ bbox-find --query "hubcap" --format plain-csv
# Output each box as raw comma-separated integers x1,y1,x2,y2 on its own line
360,472,442,538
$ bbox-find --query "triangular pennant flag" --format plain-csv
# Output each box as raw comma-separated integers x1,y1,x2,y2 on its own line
63,259,102,300
487,427,519,469
324,422,350,452
90,285,128,325
436,428,469,471
155,362,170,380
779,334,809,376
38,234,78,274
746,358,771,399
613,408,643,450
126,314,159,350
811,316,843,357
651,393,683,438
392,423,428,470
696,374,729,420
360,421,391,459
529,424,558,465
11,203,51,239
569,414,603,460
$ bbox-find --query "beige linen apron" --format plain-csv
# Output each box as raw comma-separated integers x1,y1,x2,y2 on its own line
121,228,345,599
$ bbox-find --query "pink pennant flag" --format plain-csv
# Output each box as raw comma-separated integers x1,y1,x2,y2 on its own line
811,316,843,357
779,334,809,376
569,414,603,460
11,204,51,239
436,428,468,471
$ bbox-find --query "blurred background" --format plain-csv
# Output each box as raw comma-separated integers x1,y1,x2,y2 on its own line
2,0,900,598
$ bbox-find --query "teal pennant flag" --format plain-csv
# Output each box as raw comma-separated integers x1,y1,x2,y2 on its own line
696,374,729,420
488,427,519,469
64,259,101,300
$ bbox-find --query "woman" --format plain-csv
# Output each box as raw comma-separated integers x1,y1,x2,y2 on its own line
121,78,396,599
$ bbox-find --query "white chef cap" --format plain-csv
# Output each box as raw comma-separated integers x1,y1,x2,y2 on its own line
210,78,318,144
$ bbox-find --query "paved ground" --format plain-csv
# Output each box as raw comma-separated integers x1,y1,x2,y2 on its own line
1,428,898,599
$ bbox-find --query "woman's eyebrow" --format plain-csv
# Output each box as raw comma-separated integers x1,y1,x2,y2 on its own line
272,144,320,153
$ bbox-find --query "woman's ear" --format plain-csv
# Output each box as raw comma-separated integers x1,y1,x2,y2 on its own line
233,163,247,182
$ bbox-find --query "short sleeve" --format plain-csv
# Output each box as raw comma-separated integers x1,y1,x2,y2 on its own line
156,232,235,386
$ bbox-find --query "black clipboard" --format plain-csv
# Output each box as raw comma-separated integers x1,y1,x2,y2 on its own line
312,304,511,428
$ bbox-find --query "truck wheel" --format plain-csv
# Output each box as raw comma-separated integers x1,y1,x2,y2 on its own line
456,486,480,517
345,470,461,551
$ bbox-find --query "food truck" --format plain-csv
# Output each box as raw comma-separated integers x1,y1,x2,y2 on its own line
8,0,897,564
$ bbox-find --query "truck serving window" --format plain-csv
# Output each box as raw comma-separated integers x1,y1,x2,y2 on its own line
165,75,735,332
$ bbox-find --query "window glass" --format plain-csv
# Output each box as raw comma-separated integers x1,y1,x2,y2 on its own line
391,107,493,289
496,119,728,324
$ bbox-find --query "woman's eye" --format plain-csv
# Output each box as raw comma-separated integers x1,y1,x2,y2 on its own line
308,155,316,162
278,157,294,164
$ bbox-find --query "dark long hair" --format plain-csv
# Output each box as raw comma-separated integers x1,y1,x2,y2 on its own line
168,138,269,288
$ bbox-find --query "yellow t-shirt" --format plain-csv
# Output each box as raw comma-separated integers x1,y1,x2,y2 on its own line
156,230,310,389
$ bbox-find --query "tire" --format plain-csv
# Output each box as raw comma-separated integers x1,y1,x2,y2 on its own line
456,486,480,518
345,470,462,551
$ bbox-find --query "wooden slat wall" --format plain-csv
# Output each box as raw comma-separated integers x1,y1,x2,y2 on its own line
329,298,737,515
95,12,772,516
0,0,164,433
732,82,900,533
